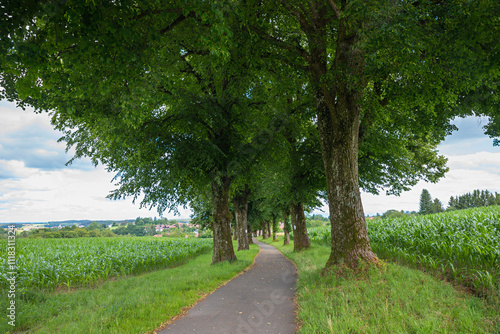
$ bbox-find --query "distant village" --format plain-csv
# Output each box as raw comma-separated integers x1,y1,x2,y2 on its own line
0,218,206,239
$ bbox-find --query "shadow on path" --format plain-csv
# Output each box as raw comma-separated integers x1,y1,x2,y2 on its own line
159,240,297,334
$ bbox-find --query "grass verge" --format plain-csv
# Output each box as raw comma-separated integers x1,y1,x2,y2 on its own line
1,241,259,334
259,237,500,334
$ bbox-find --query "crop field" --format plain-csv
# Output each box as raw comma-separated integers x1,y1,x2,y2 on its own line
309,206,500,294
0,237,212,291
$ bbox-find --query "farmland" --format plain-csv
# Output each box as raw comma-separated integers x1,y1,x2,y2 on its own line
309,206,500,295
0,237,212,291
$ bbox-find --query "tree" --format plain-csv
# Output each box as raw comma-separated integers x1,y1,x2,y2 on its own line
87,222,100,231
448,196,457,210
232,184,250,251
242,1,499,269
432,198,443,214
381,210,407,219
419,189,433,215
0,1,281,264
282,209,291,246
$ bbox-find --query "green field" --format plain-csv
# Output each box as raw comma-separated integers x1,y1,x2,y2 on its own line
0,239,258,334
0,237,212,291
309,206,500,295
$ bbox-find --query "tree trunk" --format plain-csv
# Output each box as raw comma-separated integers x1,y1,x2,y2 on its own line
293,7,377,269
233,221,238,241
272,216,278,241
313,19,377,269
266,220,271,239
283,210,290,246
261,221,267,239
232,185,250,251
290,202,310,251
211,176,237,264
248,223,254,244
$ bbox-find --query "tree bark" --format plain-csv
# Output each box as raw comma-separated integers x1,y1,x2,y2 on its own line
211,176,237,264
272,216,278,241
232,185,250,251
290,202,310,251
248,223,254,244
283,210,290,246
266,220,271,239
261,221,267,239
305,12,377,269
233,221,238,241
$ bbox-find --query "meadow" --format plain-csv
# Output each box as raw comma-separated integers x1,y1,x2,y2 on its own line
309,206,500,295
0,237,212,291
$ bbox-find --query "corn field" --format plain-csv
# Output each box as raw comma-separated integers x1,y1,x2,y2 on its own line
0,237,212,291
309,206,500,295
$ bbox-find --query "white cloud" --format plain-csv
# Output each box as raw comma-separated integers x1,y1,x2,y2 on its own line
446,152,500,173
313,149,500,217
0,164,191,223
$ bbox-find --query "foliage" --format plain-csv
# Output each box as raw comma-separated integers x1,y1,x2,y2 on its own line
419,189,433,215
308,206,500,296
305,214,329,228
448,189,500,211
0,237,212,291
380,210,411,219
419,189,444,215
1,0,499,268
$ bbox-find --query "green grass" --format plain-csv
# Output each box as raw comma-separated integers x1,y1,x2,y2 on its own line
0,242,259,334
259,237,500,334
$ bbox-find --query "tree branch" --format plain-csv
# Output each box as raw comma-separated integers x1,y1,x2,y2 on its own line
160,12,193,35
327,0,341,20
133,8,182,21
251,26,310,61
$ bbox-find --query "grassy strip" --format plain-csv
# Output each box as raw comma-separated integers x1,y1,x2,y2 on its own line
259,237,500,334
1,242,259,334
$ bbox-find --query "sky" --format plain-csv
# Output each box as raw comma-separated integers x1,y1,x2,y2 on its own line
0,99,499,223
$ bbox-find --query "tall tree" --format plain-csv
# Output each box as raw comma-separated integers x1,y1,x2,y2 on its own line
0,1,275,264
432,198,443,214
243,0,499,268
419,189,433,215
232,184,250,251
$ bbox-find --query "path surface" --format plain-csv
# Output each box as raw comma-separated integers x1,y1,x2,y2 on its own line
159,240,297,334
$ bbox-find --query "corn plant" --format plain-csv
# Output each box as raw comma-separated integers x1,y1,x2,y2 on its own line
308,206,500,295
0,237,212,291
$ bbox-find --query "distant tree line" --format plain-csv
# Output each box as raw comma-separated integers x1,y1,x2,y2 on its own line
24,223,116,239
305,214,330,228
447,189,500,211
1,217,198,239
419,189,500,215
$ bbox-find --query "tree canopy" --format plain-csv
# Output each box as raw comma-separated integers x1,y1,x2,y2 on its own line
1,0,498,268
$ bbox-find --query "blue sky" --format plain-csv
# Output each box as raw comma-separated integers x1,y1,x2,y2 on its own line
0,100,499,223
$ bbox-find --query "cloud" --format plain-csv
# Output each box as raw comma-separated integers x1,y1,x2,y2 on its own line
0,100,94,171
446,152,500,174
0,162,192,223
313,127,500,217
0,99,192,223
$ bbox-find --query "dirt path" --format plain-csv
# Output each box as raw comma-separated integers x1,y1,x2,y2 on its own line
158,240,297,334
